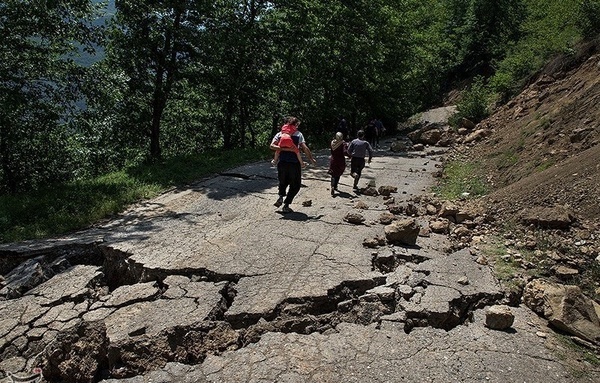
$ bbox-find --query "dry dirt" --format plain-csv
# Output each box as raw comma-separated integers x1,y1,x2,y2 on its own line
451,39,600,302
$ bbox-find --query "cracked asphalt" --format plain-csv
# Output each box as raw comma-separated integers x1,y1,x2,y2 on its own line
1,137,597,382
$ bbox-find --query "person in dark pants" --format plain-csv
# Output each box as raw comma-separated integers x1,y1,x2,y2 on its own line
347,130,373,191
328,132,348,196
270,117,316,213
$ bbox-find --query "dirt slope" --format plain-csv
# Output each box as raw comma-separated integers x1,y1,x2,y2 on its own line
464,42,600,226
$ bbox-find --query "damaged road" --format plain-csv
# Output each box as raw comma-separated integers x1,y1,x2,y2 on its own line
0,139,596,382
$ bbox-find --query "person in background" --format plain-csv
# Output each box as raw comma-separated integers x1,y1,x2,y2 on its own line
328,132,348,196
374,118,385,148
347,130,373,191
365,118,377,148
337,116,349,141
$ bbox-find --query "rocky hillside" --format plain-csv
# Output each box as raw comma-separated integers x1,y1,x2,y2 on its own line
404,39,600,310
472,41,600,225
457,41,600,307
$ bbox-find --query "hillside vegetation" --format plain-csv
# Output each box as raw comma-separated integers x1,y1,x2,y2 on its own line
1,0,600,243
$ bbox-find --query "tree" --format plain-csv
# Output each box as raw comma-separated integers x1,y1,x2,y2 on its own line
443,0,526,77
0,0,102,193
107,0,210,161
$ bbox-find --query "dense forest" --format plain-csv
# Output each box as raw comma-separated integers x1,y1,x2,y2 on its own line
1,0,599,241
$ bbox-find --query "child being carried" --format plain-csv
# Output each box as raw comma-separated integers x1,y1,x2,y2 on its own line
272,117,304,167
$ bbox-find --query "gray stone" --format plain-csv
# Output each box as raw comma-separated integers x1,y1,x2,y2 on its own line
384,219,420,246
485,305,515,330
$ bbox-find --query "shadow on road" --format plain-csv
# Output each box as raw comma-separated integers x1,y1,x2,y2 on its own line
276,212,325,222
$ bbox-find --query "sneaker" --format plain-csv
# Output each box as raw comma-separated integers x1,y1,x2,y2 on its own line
282,204,293,213
274,196,283,207
350,172,356,179
331,188,335,196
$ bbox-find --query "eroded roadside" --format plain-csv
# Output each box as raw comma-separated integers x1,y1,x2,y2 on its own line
1,139,595,383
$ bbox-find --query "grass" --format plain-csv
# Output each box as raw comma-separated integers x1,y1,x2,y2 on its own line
432,160,489,200
494,151,519,170
0,147,271,244
555,333,600,378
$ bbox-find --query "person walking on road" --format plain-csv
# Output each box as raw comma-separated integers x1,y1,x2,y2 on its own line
270,117,316,213
347,130,373,191
271,117,304,167
328,132,348,196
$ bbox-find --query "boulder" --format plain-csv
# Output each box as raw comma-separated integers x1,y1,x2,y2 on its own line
485,305,515,330
523,280,600,344
438,202,459,220
390,141,408,152
379,212,395,225
520,205,575,230
384,219,420,246
429,219,450,234
420,129,442,145
464,129,490,144
378,185,398,197
344,212,365,225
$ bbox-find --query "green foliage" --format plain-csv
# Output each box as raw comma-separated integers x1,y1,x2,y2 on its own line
0,147,270,243
433,160,489,200
577,0,600,38
3,0,598,242
0,0,104,193
442,0,526,77
455,76,491,123
490,0,582,99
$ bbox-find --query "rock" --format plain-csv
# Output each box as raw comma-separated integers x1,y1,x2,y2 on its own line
457,276,469,285
387,205,403,215
344,212,365,225
476,256,488,265
456,209,476,224
485,305,515,330
363,237,381,248
383,197,396,205
379,212,395,225
519,205,575,230
384,219,420,246
361,187,379,196
452,225,471,238
554,266,579,279
405,203,419,216
429,219,450,234
378,185,398,196
412,143,425,151
460,117,476,130
354,201,369,210
464,129,491,143
390,141,408,152
523,280,600,344
302,200,312,207
425,204,438,215
438,202,459,220
420,129,442,145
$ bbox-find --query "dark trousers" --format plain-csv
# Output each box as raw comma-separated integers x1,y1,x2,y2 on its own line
277,161,302,205
350,157,366,187
331,175,340,189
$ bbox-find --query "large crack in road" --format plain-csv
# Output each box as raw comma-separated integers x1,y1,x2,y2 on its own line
1,142,589,383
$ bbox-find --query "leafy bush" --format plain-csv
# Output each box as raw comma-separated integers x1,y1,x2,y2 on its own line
577,0,600,38
455,76,491,123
